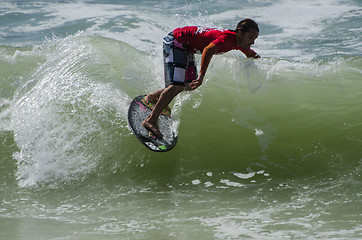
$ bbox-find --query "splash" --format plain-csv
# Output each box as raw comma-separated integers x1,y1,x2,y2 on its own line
9,35,142,187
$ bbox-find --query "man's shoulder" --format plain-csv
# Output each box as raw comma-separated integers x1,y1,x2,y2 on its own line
219,29,236,36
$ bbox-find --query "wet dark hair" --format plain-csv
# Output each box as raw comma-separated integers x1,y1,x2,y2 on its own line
235,18,259,34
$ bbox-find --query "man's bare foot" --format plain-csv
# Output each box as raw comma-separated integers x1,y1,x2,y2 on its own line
142,118,163,139
145,95,158,104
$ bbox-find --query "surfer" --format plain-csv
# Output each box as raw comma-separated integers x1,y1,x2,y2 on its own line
143,18,260,138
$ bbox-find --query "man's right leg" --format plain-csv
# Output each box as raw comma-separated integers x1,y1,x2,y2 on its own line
143,85,184,138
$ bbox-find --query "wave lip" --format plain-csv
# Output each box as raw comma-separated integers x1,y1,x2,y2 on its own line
7,35,137,187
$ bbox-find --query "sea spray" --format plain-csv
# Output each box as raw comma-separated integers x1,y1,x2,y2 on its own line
9,35,148,186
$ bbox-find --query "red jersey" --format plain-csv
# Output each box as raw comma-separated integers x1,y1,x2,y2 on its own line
173,26,250,55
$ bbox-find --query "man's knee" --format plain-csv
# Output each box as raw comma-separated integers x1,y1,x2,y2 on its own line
166,85,185,96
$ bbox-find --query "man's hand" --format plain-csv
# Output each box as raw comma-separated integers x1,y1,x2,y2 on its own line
189,74,204,90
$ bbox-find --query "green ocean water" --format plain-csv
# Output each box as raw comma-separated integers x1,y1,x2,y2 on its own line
1,0,361,239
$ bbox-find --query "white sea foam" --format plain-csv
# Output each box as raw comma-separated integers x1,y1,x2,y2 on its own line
9,35,132,187
1,0,360,60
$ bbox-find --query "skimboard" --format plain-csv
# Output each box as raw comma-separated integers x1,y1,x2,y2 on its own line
128,95,178,152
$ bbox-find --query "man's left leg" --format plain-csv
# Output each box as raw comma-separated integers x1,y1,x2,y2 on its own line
145,88,165,103
143,85,184,138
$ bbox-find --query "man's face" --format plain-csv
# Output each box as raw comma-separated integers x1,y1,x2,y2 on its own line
237,28,259,49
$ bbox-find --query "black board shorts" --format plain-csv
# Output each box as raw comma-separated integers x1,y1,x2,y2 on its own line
163,32,197,87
